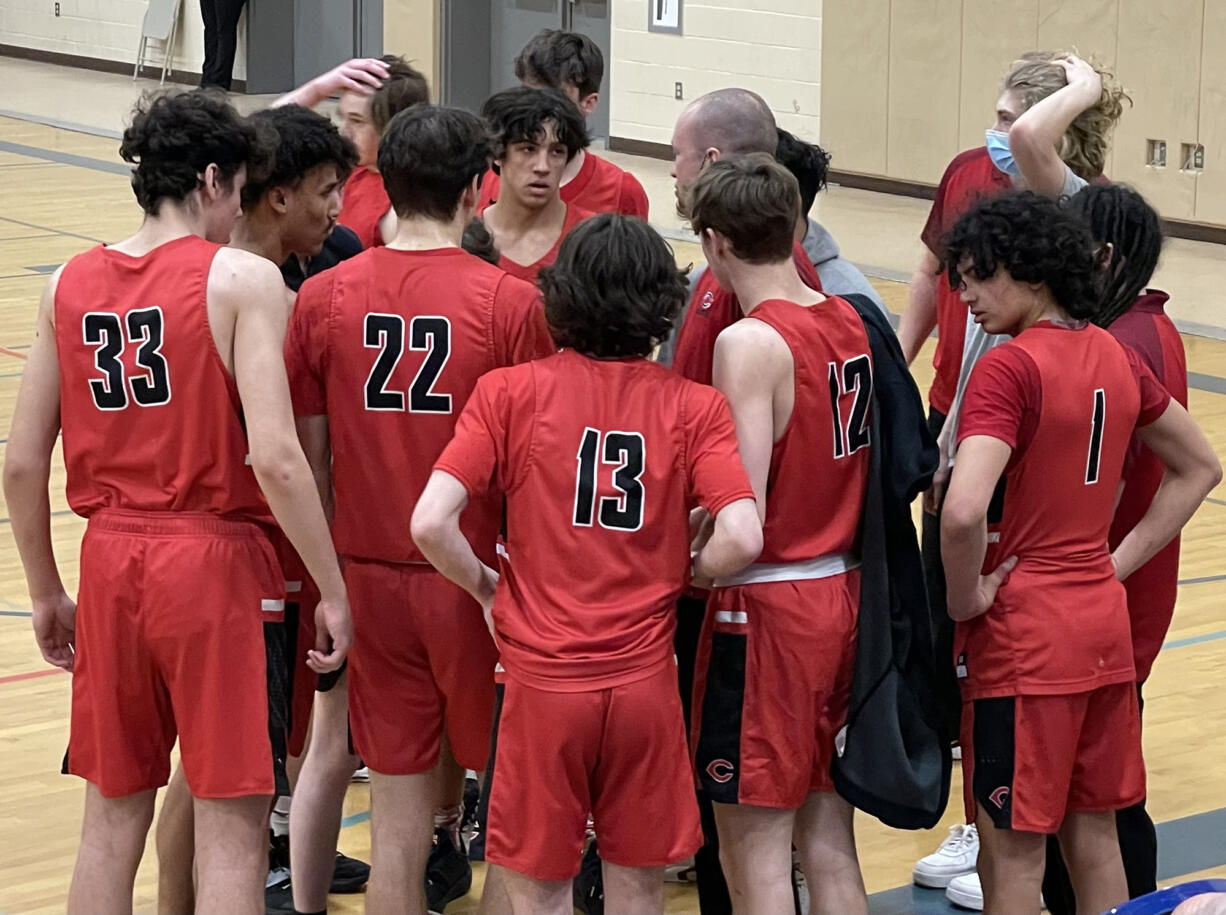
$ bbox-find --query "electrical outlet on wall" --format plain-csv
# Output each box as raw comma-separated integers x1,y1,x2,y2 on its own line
674,82,683,100
1147,139,1166,168
54,2,60,15
1182,143,1205,171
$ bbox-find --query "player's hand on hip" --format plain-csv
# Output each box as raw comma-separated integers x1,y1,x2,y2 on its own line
477,563,498,638
32,591,76,672
307,596,353,673
971,555,1019,618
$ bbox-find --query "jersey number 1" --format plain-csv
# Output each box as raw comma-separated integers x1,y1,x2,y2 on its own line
83,308,171,410
1085,388,1106,485
364,314,452,413
573,427,646,532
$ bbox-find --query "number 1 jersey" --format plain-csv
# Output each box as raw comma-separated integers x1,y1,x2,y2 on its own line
285,246,554,564
55,236,269,520
434,349,755,692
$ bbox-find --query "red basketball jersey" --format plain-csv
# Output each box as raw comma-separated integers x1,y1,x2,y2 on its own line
337,167,389,249
477,152,649,219
1107,291,1188,682
956,322,1170,699
747,297,872,562
435,349,754,691
490,204,593,283
672,243,823,387
285,246,555,564
54,235,268,520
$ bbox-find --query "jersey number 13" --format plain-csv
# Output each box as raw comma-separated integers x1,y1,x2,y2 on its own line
573,427,646,532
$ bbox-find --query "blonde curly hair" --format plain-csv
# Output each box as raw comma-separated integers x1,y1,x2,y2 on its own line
1003,51,1130,181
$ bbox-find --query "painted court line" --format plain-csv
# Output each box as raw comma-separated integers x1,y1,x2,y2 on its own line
0,667,64,685
0,215,105,245
0,139,128,176
0,346,28,360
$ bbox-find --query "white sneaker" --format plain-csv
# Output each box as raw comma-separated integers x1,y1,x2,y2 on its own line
946,872,984,911
351,765,370,782
913,823,979,888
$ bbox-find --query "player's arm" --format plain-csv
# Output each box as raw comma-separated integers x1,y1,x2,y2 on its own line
412,471,498,627
3,272,76,671
1113,401,1221,580
898,248,941,366
941,435,1019,621
1009,55,1102,198
214,251,351,672
692,498,761,580
272,57,389,108
295,415,334,525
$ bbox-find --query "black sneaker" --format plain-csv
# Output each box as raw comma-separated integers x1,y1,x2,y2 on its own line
425,827,473,912
573,838,604,915
264,882,294,915
265,831,293,913
331,851,370,893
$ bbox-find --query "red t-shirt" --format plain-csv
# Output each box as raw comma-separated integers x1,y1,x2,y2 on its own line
1107,291,1187,682
55,236,269,521
285,246,555,564
489,203,594,283
920,148,1012,414
955,322,1170,699
748,297,872,562
478,152,649,219
435,349,754,692
338,167,390,249
672,241,823,387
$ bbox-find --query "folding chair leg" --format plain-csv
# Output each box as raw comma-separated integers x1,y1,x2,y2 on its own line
133,35,146,81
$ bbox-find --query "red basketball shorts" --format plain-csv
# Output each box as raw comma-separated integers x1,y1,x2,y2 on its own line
960,681,1145,833
485,662,702,881
67,510,285,798
344,559,497,775
692,572,859,808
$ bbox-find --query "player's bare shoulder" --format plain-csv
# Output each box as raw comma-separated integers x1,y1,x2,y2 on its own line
208,246,294,314
713,315,790,374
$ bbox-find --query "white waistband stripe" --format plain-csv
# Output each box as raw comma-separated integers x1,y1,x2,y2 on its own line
262,599,285,612
713,552,859,588
714,610,748,624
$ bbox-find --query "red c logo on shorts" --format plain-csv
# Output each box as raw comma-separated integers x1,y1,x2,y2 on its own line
699,291,715,312
989,786,1010,809
706,759,735,783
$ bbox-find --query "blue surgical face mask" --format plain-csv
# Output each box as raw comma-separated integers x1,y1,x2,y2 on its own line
985,128,1020,176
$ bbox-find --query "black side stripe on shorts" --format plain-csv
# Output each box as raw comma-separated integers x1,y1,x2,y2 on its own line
972,696,1016,830
695,631,747,805
470,681,505,862
264,619,291,797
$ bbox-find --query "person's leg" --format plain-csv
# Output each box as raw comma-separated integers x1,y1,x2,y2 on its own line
290,672,361,914
197,0,220,86
1116,800,1158,899
712,804,795,915
499,868,571,915
366,769,436,915
211,0,247,90
68,785,156,915
480,862,513,915
193,794,270,914
794,791,866,915
1041,834,1077,915
603,864,665,915
155,764,196,914
975,805,1046,915
1057,811,1129,915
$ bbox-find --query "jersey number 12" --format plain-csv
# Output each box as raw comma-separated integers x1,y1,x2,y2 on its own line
573,427,646,532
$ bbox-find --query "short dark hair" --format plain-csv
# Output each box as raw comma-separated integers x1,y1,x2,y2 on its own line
461,218,500,265
370,55,430,134
377,105,491,221
241,105,358,209
514,29,603,100
945,191,1100,320
774,128,831,217
481,86,589,171
1065,183,1163,328
688,153,799,264
539,214,688,358
120,89,270,215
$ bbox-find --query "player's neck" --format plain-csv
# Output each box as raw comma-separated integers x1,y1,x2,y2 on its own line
727,260,824,316
229,212,289,266
561,148,587,186
112,200,207,254
386,212,465,251
487,194,565,236
1019,291,1066,332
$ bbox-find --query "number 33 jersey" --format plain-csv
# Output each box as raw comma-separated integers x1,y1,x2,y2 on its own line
55,236,270,520
434,350,755,691
956,321,1171,699
286,246,555,565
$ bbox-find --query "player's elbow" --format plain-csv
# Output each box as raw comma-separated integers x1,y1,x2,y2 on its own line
410,498,451,559
1197,454,1223,496
2,448,49,500
708,502,764,578
940,496,982,544
248,437,307,494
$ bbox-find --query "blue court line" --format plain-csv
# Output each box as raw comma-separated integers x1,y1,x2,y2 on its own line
0,139,129,176
341,809,371,829
1207,497,1226,507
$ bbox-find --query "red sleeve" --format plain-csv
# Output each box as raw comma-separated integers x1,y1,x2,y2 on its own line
920,159,959,256
492,274,556,366
478,169,500,209
619,172,650,219
284,272,332,417
685,386,756,514
434,372,512,498
1126,347,1172,426
957,344,1042,452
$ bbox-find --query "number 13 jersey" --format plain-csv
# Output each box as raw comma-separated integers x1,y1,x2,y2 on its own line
55,236,269,521
956,321,1171,699
435,349,755,692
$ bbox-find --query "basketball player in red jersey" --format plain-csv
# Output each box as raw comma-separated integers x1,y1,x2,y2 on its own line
477,29,648,218
277,54,429,248
412,213,762,915
285,104,554,915
3,90,351,914
685,155,870,915
941,193,1219,915
480,87,594,283
663,88,823,385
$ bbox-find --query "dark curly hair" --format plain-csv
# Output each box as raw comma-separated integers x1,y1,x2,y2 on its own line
461,218,500,265
539,214,688,358
1065,183,1163,328
514,29,603,100
120,89,271,215
241,105,357,209
775,128,831,218
944,191,1099,320
378,105,491,221
481,86,589,173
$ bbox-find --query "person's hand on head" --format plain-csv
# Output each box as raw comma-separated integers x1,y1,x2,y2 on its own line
1057,54,1102,106
314,58,389,97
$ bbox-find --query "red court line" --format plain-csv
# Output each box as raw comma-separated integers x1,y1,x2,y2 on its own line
0,346,28,360
0,667,66,685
